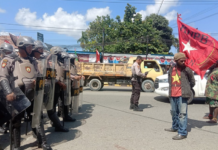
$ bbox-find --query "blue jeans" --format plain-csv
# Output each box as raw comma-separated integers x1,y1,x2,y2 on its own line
170,97,188,136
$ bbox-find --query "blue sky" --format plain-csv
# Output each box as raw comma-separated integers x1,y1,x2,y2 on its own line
0,0,218,54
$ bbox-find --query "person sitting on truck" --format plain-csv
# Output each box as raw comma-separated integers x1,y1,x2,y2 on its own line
130,56,148,111
165,52,195,140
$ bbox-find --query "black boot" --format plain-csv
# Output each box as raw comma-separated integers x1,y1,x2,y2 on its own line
133,105,143,112
13,128,21,150
36,122,52,150
48,112,69,132
63,106,76,122
64,115,76,122
0,126,6,134
130,104,134,110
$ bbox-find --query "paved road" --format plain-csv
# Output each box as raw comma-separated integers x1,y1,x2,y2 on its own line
1,87,217,150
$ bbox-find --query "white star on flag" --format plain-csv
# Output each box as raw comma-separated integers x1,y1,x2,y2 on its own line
182,40,197,54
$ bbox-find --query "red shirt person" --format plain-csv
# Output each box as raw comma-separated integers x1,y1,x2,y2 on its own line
165,52,195,140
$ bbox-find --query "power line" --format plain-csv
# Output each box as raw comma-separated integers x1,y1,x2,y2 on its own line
64,0,218,5
170,5,218,27
0,23,89,30
172,12,218,28
157,0,164,15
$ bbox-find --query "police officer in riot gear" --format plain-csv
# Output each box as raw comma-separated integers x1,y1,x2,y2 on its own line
33,42,69,132
30,40,52,150
0,43,14,134
0,36,36,150
69,54,82,114
50,47,76,122
0,36,52,150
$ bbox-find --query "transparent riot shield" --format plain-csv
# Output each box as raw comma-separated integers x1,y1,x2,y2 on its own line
44,55,57,110
31,58,46,129
64,58,71,106
71,79,80,114
70,79,79,115
79,76,84,110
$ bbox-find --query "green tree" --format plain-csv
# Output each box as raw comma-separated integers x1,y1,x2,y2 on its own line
145,14,174,52
78,4,174,55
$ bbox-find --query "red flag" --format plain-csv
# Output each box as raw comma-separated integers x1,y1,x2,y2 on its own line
96,49,100,63
177,14,218,79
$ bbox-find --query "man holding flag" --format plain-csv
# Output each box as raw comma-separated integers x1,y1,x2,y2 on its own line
163,13,218,140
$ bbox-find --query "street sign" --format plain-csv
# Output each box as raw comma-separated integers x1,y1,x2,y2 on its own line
37,32,44,42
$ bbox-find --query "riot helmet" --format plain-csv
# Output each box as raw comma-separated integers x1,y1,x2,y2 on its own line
31,41,48,58
56,51,69,63
0,43,14,58
16,36,35,56
69,53,78,65
42,50,50,58
50,46,63,55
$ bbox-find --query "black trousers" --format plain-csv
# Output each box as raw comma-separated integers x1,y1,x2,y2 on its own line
53,83,69,116
130,81,141,105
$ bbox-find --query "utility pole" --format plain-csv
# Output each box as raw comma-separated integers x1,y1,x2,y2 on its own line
101,28,105,63
146,35,149,60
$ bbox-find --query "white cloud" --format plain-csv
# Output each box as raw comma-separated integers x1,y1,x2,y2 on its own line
138,0,179,21
86,7,111,21
0,8,6,13
164,10,177,22
0,32,9,36
15,7,111,39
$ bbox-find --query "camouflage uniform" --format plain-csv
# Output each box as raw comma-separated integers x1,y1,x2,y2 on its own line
205,68,218,107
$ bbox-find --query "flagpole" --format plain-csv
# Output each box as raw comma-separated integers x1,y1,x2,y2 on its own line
101,28,105,63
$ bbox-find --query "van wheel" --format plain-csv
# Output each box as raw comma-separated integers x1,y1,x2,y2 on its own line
141,80,155,92
89,79,102,91
187,90,194,104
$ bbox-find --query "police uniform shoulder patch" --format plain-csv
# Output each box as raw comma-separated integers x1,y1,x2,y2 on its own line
3,59,8,62
25,66,31,73
2,62,7,68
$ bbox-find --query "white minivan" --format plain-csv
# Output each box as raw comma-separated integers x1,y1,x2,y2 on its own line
154,71,208,104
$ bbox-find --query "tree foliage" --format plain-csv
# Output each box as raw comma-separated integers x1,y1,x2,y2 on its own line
78,4,175,54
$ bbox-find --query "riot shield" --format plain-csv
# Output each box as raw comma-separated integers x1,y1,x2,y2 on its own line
70,79,79,115
8,87,31,117
31,59,46,129
64,58,71,106
71,79,80,114
44,55,57,110
79,76,84,110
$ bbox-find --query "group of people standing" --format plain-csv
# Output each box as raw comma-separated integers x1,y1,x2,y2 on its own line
0,36,84,150
130,53,218,141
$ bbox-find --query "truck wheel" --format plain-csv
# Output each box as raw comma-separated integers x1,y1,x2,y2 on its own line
101,82,104,90
89,79,102,91
141,80,155,92
187,90,194,104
